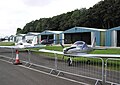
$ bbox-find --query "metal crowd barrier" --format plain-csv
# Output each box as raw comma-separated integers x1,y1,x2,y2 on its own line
105,58,120,85
33,52,120,85
0,49,120,85
24,51,104,84
57,56,104,82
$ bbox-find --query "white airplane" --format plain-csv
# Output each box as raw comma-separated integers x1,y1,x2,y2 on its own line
0,36,46,49
39,38,120,66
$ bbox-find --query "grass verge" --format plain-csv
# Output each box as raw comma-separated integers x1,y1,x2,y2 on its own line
0,42,15,46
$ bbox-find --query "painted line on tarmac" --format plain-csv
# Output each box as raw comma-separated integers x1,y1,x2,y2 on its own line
19,65,89,85
0,55,12,59
0,55,89,85
0,58,12,64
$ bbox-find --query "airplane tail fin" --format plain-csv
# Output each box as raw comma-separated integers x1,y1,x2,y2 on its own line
91,37,96,47
31,36,37,46
47,36,49,42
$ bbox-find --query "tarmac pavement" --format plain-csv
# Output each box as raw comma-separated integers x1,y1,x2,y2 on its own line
0,59,85,85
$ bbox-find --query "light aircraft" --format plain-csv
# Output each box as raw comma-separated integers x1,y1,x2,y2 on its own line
0,36,46,49
39,37,120,66
0,36,46,65
40,39,54,45
40,35,65,45
40,35,54,45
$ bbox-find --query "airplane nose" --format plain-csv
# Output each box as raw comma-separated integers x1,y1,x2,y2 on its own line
63,49,66,54
63,49,67,54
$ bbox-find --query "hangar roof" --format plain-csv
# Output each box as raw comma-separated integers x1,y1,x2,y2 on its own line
107,26,120,31
9,35,16,37
40,30,63,35
63,27,106,33
16,34,26,37
26,32,40,36
105,26,120,46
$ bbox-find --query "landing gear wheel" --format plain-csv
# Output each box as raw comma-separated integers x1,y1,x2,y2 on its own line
86,60,90,64
67,58,72,66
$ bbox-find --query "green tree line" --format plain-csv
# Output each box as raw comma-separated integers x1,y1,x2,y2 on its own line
16,0,120,34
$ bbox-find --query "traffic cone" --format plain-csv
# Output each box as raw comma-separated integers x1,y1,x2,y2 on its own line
14,50,22,65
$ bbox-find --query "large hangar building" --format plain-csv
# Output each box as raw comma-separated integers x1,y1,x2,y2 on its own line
15,34,26,43
38,30,63,44
105,26,120,47
25,32,40,44
9,35,16,42
60,27,106,46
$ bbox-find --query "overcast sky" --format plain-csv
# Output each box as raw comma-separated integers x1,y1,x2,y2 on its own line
0,0,102,37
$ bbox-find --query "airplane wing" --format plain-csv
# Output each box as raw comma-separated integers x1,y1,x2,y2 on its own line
0,46,19,49
92,47,108,50
24,45,46,49
64,53,120,58
0,45,46,49
39,49,120,58
39,49,63,54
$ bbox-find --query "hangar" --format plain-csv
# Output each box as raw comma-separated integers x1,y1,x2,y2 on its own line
105,26,120,47
25,32,40,44
38,30,63,44
9,35,16,42
61,27,106,46
15,34,26,43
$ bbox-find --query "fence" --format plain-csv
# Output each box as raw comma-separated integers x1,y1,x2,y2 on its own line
0,49,120,85
57,56,104,81
105,58,120,85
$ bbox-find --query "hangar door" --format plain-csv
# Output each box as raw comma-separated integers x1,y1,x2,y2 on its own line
64,32,91,44
41,35,53,40
117,30,120,46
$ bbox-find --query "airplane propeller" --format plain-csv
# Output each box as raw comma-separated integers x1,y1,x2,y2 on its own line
59,42,65,60
60,42,65,48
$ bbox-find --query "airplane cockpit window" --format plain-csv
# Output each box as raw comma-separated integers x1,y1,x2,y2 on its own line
73,41,84,45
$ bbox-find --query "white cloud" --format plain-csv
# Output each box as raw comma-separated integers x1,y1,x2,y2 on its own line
0,0,101,37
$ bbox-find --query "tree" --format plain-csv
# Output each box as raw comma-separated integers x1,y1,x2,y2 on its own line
16,28,22,34
16,0,120,34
